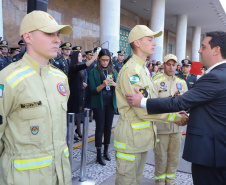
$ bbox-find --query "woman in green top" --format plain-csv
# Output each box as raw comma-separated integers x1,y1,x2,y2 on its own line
89,49,118,165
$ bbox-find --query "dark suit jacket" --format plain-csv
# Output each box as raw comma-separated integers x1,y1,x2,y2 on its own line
147,63,226,167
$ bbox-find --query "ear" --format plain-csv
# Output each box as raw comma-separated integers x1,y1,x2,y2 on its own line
23,32,32,45
133,40,140,48
212,46,220,57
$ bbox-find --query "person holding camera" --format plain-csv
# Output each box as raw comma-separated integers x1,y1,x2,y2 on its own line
89,49,118,166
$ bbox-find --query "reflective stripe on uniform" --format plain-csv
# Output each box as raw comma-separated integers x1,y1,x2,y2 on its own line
135,63,141,75
153,76,166,84
131,121,150,130
114,140,126,149
64,147,69,158
49,68,66,79
155,174,166,180
167,173,175,179
116,152,135,161
6,66,37,88
14,155,53,171
156,138,160,143
168,113,176,121
123,62,129,69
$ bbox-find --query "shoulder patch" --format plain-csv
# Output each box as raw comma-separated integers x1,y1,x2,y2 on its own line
129,74,140,84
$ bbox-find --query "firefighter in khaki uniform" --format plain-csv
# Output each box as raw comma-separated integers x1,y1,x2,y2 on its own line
153,54,188,185
114,25,188,185
0,11,72,185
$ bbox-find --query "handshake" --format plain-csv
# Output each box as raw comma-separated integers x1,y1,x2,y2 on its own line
175,111,189,126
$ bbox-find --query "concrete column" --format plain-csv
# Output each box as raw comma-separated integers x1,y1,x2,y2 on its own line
192,26,201,62
0,0,3,39
100,0,120,56
176,14,188,63
149,0,165,62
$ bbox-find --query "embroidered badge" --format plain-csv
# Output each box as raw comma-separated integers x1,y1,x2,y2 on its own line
176,83,182,90
30,126,39,135
160,85,167,90
21,101,42,109
160,82,165,86
139,88,148,98
0,84,4,98
129,74,140,84
57,83,67,96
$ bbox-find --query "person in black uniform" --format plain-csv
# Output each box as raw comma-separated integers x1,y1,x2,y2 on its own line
72,46,82,52
176,59,197,89
114,50,125,73
0,47,11,71
0,40,12,63
53,42,72,76
12,40,26,62
18,40,25,51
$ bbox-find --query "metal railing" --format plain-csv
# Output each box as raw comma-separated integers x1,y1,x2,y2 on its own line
67,109,95,185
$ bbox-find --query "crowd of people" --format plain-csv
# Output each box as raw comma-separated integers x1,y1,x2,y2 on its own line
0,10,225,185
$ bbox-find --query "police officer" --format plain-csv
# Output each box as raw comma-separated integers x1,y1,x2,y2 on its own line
0,10,72,185
18,40,25,51
0,47,10,71
72,46,82,52
176,59,197,89
53,42,72,76
153,54,188,185
12,40,26,62
114,25,186,185
0,40,12,63
114,50,125,73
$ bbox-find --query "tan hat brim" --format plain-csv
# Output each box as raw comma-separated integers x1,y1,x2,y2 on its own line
39,25,72,35
152,31,162,38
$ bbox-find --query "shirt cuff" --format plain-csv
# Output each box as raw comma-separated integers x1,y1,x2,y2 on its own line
140,98,147,108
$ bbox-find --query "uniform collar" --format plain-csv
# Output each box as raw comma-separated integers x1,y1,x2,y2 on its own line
132,54,146,67
22,53,51,74
162,73,176,80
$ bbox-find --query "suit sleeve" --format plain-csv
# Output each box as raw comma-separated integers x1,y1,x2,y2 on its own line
0,75,14,156
118,68,182,122
147,73,220,114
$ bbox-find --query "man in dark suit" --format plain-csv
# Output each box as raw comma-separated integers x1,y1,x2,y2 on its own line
125,31,226,185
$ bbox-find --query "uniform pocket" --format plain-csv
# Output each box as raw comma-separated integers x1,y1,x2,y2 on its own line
131,121,154,150
18,106,46,143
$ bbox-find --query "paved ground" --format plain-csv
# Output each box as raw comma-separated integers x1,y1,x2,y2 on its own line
71,114,193,185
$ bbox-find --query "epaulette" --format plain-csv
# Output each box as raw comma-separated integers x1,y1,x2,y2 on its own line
152,72,164,80
153,75,166,84
49,65,67,79
190,73,197,77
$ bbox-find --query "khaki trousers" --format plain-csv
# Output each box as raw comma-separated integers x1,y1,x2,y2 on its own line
154,132,182,185
115,151,148,185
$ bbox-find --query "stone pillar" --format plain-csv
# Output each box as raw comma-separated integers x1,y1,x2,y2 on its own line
100,0,120,56
192,26,201,62
176,14,188,63
0,0,3,39
149,0,165,62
